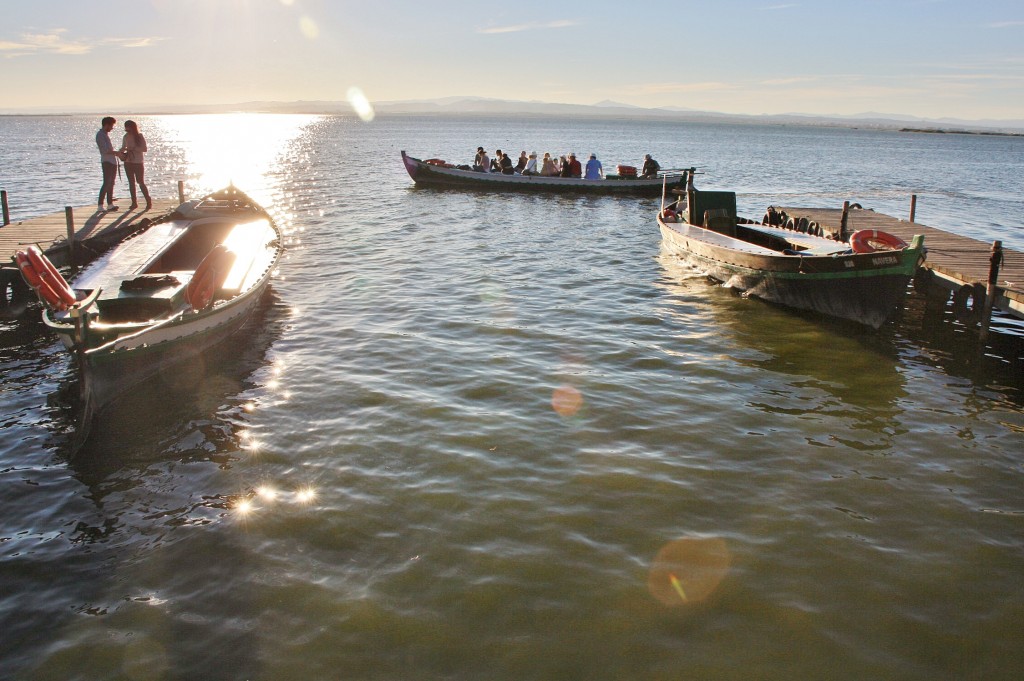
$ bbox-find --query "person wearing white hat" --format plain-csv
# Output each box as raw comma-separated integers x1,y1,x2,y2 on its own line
585,153,604,180
523,151,538,176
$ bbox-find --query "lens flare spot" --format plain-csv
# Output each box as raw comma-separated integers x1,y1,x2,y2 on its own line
235,499,254,515
347,86,376,122
551,385,583,417
648,536,731,607
296,487,317,504
257,486,277,501
299,15,319,39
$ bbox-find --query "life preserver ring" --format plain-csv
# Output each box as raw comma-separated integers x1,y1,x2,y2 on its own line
661,209,677,221
185,245,236,311
14,246,77,311
849,230,908,254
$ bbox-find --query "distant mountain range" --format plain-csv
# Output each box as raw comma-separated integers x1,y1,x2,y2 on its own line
5,97,1023,134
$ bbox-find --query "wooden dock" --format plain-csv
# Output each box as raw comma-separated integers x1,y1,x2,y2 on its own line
1,192,182,316
777,205,1023,323
1,197,178,268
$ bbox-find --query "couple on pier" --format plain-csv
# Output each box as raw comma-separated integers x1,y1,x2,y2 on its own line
96,116,152,212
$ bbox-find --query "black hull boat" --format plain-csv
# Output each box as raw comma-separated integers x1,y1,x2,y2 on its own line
402,151,683,196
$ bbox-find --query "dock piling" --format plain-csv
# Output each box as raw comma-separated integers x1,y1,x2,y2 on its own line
178,180,185,205
909,194,917,223
979,241,1004,344
64,207,76,271
2,190,9,226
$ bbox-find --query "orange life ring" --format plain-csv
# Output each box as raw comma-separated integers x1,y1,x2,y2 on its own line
662,209,677,221
849,230,908,254
14,246,77,310
185,245,236,311
424,158,447,166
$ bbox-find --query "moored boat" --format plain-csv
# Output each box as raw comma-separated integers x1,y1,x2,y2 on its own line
657,170,925,328
15,185,283,445
402,151,684,195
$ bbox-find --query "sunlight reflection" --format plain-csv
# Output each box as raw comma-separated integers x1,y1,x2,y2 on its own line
296,487,317,504
257,485,277,502
154,113,319,202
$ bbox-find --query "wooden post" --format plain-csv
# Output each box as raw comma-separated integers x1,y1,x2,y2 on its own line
909,194,917,223
1,189,9,226
178,180,185,205
65,206,76,271
840,200,850,241
978,240,1003,344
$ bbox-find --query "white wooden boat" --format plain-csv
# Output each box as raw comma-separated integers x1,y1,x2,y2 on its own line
658,171,925,328
15,186,282,445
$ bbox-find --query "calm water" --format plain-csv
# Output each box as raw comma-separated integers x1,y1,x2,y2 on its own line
1,114,1023,680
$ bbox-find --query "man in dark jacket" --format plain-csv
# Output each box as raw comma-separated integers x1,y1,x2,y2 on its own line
641,154,660,178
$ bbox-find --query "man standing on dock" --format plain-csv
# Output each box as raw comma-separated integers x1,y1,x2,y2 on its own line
96,116,121,211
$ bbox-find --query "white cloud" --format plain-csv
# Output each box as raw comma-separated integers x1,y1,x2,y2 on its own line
0,29,163,57
477,20,577,35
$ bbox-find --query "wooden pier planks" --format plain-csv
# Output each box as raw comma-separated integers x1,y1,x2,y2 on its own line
1,199,178,265
778,206,1023,319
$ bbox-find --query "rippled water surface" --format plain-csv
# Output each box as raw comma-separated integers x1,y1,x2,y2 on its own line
1,115,1023,680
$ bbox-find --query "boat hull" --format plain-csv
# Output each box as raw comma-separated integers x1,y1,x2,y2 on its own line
402,151,681,196
54,284,269,413
659,217,924,328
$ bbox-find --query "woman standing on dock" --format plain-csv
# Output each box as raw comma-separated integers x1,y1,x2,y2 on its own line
119,120,152,210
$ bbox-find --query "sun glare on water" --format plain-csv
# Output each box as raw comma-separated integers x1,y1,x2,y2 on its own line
154,113,319,200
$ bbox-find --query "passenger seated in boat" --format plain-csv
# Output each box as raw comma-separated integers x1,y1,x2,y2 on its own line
473,146,486,172
523,152,539,175
641,154,660,178
514,151,528,174
564,154,582,178
540,153,556,176
585,153,603,180
498,152,515,175
491,150,503,172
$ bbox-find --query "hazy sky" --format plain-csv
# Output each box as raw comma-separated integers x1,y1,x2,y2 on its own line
2,0,1022,120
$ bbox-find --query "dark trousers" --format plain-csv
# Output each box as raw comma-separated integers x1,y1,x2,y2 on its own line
98,161,117,206
125,162,150,204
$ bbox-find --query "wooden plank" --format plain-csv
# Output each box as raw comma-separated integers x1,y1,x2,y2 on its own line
777,206,1024,321
1,199,178,264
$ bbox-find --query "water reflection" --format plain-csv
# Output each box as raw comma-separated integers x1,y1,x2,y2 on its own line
154,113,321,201
70,289,288,473
654,246,907,449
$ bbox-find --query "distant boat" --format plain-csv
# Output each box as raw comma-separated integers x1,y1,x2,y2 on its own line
15,186,282,446
657,170,925,328
402,151,683,196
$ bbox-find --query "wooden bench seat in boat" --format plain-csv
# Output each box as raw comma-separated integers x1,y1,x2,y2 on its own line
740,224,851,255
